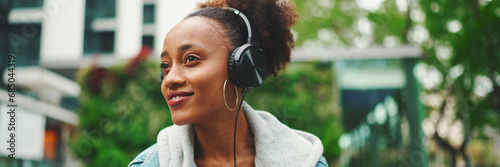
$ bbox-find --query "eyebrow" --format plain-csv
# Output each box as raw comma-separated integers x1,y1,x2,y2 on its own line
161,44,194,57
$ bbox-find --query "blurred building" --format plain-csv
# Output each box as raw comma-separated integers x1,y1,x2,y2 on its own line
1,0,197,79
0,0,196,166
293,46,427,166
0,67,80,166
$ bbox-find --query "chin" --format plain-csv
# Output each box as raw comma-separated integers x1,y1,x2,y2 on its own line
171,118,190,125
172,122,188,126
170,111,195,125
170,114,188,125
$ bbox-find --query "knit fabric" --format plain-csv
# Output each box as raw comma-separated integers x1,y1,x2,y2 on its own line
156,102,324,167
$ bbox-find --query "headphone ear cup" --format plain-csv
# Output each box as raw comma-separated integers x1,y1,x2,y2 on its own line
228,46,243,88
241,45,266,87
228,44,267,88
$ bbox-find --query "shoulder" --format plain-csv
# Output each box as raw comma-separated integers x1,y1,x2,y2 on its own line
315,156,329,167
128,144,160,167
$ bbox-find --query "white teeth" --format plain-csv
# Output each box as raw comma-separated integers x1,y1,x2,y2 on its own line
171,96,181,100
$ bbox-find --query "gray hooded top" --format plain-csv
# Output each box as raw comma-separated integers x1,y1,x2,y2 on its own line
129,102,327,167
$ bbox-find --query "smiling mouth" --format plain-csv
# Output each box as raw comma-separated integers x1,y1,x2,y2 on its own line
171,95,182,100
167,92,194,107
168,92,194,101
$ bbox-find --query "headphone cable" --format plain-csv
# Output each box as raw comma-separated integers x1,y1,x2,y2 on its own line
233,86,248,167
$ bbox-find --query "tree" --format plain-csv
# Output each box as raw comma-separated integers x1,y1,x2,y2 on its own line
418,0,500,166
291,0,500,166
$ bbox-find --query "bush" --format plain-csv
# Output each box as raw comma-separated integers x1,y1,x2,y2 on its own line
245,62,343,163
72,59,171,166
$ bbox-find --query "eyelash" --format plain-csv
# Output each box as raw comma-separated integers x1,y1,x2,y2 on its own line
185,54,200,63
160,63,170,70
159,55,200,70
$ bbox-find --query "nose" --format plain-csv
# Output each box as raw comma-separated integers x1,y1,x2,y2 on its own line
163,65,186,89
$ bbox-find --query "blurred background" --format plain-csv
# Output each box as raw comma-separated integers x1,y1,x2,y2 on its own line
1,0,499,166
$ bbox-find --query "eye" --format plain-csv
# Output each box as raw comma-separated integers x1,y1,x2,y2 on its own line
160,62,170,70
185,54,200,63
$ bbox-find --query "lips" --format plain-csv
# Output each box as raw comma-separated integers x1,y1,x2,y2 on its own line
167,91,194,107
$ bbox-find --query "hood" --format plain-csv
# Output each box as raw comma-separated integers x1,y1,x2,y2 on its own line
157,102,324,167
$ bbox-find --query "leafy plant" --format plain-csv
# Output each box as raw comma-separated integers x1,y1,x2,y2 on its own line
71,59,171,167
245,62,343,163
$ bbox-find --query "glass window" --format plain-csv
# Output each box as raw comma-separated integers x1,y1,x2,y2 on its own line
142,35,154,49
1,24,41,66
83,31,115,54
143,5,155,24
0,0,10,7
85,0,116,19
83,0,116,55
61,96,79,111
0,7,9,65
12,0,43,8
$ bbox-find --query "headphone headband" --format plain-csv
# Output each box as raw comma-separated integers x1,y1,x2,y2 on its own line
223,7,267,88
161,7,267,89
222,7,255,44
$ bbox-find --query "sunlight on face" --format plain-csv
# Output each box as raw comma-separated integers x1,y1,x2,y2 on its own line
160,17,233,125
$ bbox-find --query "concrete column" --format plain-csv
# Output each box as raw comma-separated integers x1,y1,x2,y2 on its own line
115,0,143,58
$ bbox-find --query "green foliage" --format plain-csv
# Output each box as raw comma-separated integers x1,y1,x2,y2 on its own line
71,60,172,167
245,62,343,162
418,2,500,164
292,0,410,46
419,0,500,127
292,0,500,165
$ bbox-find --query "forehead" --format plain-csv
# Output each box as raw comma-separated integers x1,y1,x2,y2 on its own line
163,16,229,52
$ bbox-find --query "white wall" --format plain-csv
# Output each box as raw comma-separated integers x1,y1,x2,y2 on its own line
154,0,197,60
115,0,143,58
0,106,46,161
40,0,85,61
18,0,200,63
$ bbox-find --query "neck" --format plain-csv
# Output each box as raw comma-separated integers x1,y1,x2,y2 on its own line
193,108,255,164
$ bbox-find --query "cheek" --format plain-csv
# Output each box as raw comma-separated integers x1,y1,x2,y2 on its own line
188,63,228,100
160,80,168,100
192,71,224,94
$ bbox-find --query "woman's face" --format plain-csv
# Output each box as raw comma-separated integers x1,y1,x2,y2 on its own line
160,16,235,125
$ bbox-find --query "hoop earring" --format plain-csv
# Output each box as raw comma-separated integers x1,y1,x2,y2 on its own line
223,78,239,111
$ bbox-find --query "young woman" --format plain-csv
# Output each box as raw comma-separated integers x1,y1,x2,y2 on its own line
129,0,328,166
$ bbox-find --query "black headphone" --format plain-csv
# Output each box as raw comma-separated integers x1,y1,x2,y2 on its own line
225,7,267,88
161,7,267,88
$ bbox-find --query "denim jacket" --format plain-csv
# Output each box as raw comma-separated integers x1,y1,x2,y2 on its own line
128,144,329,167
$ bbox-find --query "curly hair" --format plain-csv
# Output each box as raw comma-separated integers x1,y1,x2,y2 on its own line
185,0,298,77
